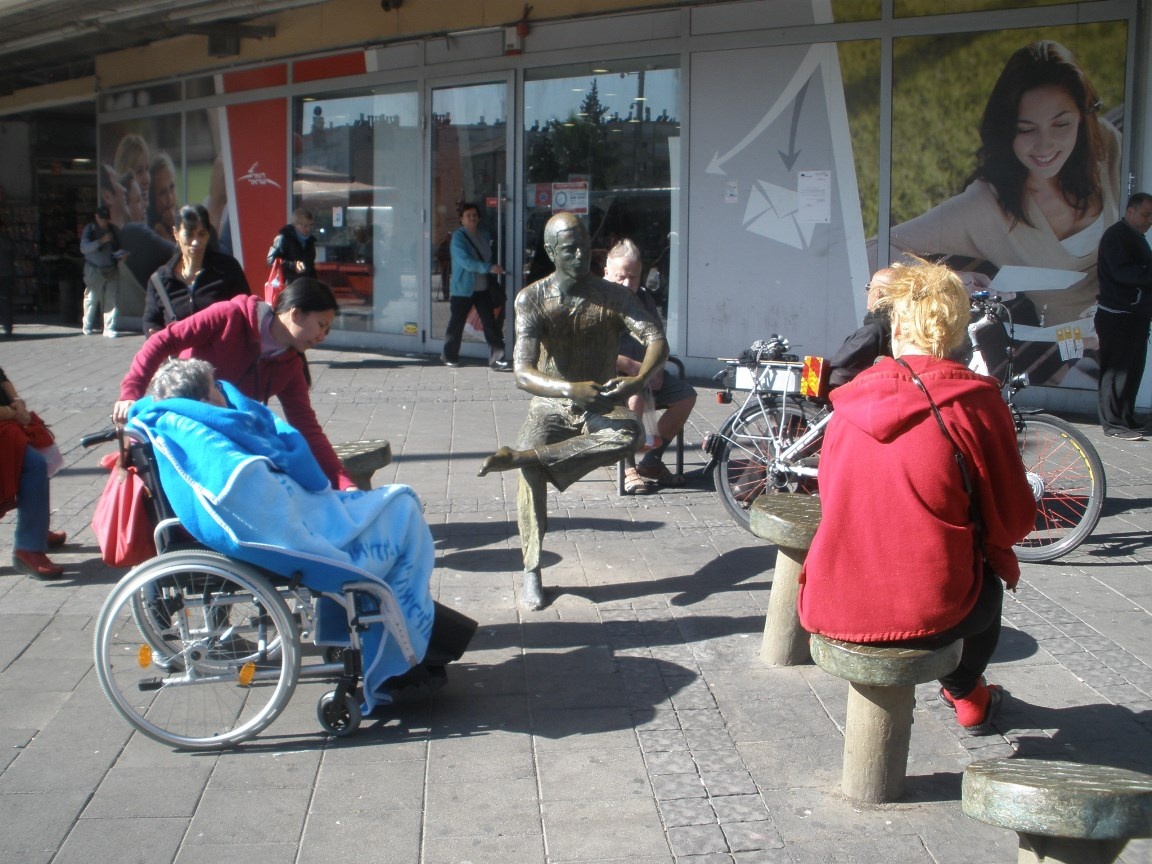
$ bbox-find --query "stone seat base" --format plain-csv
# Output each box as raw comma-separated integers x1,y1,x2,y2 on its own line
810,634,962,803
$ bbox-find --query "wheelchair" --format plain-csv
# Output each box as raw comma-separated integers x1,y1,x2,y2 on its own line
85,427,475,751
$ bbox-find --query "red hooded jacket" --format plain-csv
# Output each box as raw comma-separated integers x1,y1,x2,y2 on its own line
797,354,1036,642
119,294,353,490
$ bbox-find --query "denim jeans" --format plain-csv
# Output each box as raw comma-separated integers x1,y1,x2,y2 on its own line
14,444,49,552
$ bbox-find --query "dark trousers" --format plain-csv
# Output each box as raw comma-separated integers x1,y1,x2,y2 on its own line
443,291,505,363
1096,309,1151,432
894,567,1003,700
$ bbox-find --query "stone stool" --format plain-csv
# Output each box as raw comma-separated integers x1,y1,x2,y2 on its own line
809,634,961,803
333,439,392,490
963,758,1152,863
749,494,821,666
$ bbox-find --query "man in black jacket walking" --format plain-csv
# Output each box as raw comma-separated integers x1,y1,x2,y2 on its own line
267,208,316,280
1095,192,1152,439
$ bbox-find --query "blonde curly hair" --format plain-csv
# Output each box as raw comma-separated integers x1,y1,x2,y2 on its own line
873,258,970,359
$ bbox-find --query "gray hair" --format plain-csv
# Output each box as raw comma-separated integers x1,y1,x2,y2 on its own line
147,357,217,402
605,238,641,267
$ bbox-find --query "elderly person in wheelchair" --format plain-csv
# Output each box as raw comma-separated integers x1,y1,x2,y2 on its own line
125,358,469,724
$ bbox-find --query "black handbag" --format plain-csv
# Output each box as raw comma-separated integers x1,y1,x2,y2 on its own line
463,233,505,307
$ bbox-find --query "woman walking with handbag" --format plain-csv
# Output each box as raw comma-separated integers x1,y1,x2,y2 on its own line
442,202,510,370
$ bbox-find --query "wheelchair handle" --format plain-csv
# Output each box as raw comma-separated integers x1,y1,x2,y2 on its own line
81,427,118,448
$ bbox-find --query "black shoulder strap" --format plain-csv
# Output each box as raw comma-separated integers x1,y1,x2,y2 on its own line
895,358,985,544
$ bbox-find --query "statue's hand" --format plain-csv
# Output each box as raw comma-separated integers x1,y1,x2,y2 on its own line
568,381,613,412
599,375,643,401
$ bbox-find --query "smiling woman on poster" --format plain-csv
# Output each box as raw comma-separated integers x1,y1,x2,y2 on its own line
883,41,1121,385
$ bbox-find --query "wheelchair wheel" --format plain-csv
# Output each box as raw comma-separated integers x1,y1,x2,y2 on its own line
317,690,362,737
94,550,301,751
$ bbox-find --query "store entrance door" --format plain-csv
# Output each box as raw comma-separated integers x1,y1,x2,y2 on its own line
427,77,514,361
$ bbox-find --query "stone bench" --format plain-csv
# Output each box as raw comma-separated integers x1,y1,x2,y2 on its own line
963,758,1152,863
810,634,961,803
333,439,392,490
749,494,821,666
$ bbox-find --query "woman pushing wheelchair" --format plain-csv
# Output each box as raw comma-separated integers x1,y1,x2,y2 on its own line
127,357,471,714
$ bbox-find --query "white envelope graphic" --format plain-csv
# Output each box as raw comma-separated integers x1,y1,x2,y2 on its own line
743,180,815,249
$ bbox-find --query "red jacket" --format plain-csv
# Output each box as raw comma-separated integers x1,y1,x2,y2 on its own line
119,294,353,490
797,355,1036,642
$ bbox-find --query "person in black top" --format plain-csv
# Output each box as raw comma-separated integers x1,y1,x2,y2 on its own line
267,208,317,280
143,204,250,335
827,268,897,388
1094,192,1152,439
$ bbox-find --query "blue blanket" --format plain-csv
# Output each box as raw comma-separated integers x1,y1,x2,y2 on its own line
128,382,434,712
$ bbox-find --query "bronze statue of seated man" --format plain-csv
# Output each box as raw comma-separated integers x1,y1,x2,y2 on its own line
479,212,667,610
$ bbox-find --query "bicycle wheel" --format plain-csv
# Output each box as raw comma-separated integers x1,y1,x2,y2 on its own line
1014,413,1106,563
715,397,820,530
94,550,301,750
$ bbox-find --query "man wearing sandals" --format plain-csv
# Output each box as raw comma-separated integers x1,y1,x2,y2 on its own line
607,239,697,494
479,213,667,610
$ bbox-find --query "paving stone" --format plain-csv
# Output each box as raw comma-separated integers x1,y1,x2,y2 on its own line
710,794,770,823
701,770,758,797
84,763,212,818
422,832,547,864
646,748,700,775
298,809,422,863
537,746,651,801
0,790,87,858
53,815,187,864
544,797,667,861
667,823,729,856
659,796,718,828
652,772,708,801
722,820,784,853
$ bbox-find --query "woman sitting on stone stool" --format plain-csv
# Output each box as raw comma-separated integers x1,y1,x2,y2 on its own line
797,258,1036,735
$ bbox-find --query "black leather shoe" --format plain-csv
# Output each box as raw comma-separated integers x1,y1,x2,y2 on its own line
490,360,512,372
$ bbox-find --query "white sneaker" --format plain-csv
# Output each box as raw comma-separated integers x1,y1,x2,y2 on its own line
103,330,120,338
82,328,94,336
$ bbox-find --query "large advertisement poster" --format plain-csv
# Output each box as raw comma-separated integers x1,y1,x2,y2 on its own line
878,26,1128,389
688,9,1127,393
98,116,183,321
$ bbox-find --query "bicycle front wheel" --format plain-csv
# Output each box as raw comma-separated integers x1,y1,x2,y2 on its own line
1014,413,1106,563
715,397,820,530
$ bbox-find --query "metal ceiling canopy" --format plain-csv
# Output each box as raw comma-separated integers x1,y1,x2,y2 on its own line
0,0,329,94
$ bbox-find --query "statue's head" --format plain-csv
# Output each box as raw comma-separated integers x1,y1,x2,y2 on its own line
543,212,590,282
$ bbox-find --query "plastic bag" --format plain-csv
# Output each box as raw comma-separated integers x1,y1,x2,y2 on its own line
638,388,662,452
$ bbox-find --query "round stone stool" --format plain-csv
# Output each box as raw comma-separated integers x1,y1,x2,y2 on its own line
749,494,821,666
963,758,1152,863
810,634,961,803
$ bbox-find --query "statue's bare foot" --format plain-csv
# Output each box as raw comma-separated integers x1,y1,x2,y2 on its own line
479,446,517,477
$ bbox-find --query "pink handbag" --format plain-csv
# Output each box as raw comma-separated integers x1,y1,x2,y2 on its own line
92,450,156,567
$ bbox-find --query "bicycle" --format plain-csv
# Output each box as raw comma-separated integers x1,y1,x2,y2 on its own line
702,296,1106,563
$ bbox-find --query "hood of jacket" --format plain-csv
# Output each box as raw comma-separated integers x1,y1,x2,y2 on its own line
828,354,1000,444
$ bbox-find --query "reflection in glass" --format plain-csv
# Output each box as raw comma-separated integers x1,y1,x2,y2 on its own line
522,61,680,322
429,82,508,347
293,88,419,335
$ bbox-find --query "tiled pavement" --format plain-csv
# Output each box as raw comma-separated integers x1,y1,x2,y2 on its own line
3,322,1152,863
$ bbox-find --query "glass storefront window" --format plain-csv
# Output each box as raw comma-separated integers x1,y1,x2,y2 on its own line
293,86,419,335
523,59,680,321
